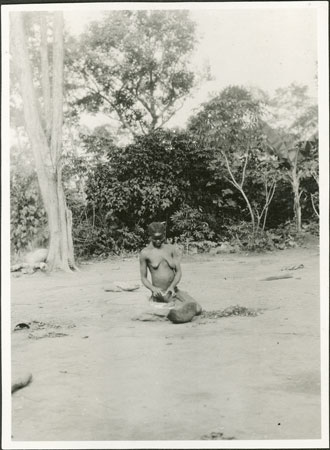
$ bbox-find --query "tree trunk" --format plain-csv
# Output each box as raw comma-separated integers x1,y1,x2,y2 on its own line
222,151,256,235
39,13,52,141
292,179,302,232
11,12,77,272
290,151,302,233
310,193,319,218
240,188,256,235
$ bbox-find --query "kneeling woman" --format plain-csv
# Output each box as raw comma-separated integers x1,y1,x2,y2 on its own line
139,222,202,323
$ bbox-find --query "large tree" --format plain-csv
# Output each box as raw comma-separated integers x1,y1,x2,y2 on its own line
67,10,198,136
11,11,77,271
262,83,318,232
188,86,281,237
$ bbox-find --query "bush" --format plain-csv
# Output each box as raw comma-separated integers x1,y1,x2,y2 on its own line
183,240,218,254
10,171,48,253
301,220,319,236
71,211,145,258
77,128,215,256
221,220,316,252
170,204,215,242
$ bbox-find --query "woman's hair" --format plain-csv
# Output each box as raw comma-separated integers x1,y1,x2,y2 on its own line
148,222,166,236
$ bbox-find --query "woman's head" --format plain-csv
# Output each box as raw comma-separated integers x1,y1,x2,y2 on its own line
148,222,166,248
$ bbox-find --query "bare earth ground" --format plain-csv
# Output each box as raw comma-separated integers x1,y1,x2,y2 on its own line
11,241,320,441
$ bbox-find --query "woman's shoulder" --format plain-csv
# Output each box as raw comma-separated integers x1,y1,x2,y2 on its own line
140,244,152,258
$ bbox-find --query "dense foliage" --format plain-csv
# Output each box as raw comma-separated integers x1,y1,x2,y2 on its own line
10,10,319,259
11,84,319,258
10,146,48,253
188,87,284,236
70,129,216,255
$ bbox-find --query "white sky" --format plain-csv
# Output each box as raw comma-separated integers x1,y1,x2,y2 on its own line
64,5,318,128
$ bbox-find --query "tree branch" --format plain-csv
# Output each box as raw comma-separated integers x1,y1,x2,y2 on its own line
223,152,240,188
312,173,319,186
136,118,149,136
148,68,157,127
310,193,319,218
224,176,240,190
82,69,143,137
268,181,277,206
240,151,249,188
261,180,277,230
135,93,154,117
157,100,185,129
86,84,138,137
222,154,255,233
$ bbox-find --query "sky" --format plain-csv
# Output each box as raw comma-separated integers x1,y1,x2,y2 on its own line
63,4,318,129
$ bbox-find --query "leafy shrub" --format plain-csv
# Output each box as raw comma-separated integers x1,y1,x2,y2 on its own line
187,240,218,253
269,221,304,248
77,129,215,256
170,204,215,242
222,221,255,248
71,211,145,258
221,220,316,252
72,219,115,258
10,171,48,253
227,222,275,251
301,220,319,236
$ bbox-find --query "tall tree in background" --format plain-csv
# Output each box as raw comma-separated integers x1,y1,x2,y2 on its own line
262,83,318,232
11,11,77,271
67,10,198,136
188,86,281,238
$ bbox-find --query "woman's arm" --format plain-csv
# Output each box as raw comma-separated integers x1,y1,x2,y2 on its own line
139,251,163,298
166,247,182,294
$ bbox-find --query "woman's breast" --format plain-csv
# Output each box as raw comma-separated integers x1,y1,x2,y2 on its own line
150,259,175,289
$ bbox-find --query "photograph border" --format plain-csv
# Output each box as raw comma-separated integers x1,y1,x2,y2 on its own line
1,2,329,449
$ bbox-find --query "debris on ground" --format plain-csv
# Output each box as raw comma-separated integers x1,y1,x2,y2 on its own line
200,431,235,440
11,373,33,394
114,281,140,291
281,264,304,271
13,319,76,339
134,305,262,323
14,323,30,331
11,248,48,274
201,305,262,319
11,263,28,272
261,274,293,281
104,281,140,292
103,283,122,292
28,331,69,339
30,320,76,330
11,262,47,274
21,267,36,275
33,262,47,271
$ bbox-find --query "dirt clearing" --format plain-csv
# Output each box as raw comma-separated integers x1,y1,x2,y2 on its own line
11,243,320,441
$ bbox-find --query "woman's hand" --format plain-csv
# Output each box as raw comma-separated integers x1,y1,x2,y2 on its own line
152,287,164,300
164,288,176,302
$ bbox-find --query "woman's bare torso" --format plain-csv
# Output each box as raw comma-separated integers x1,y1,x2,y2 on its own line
146,244,176,291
